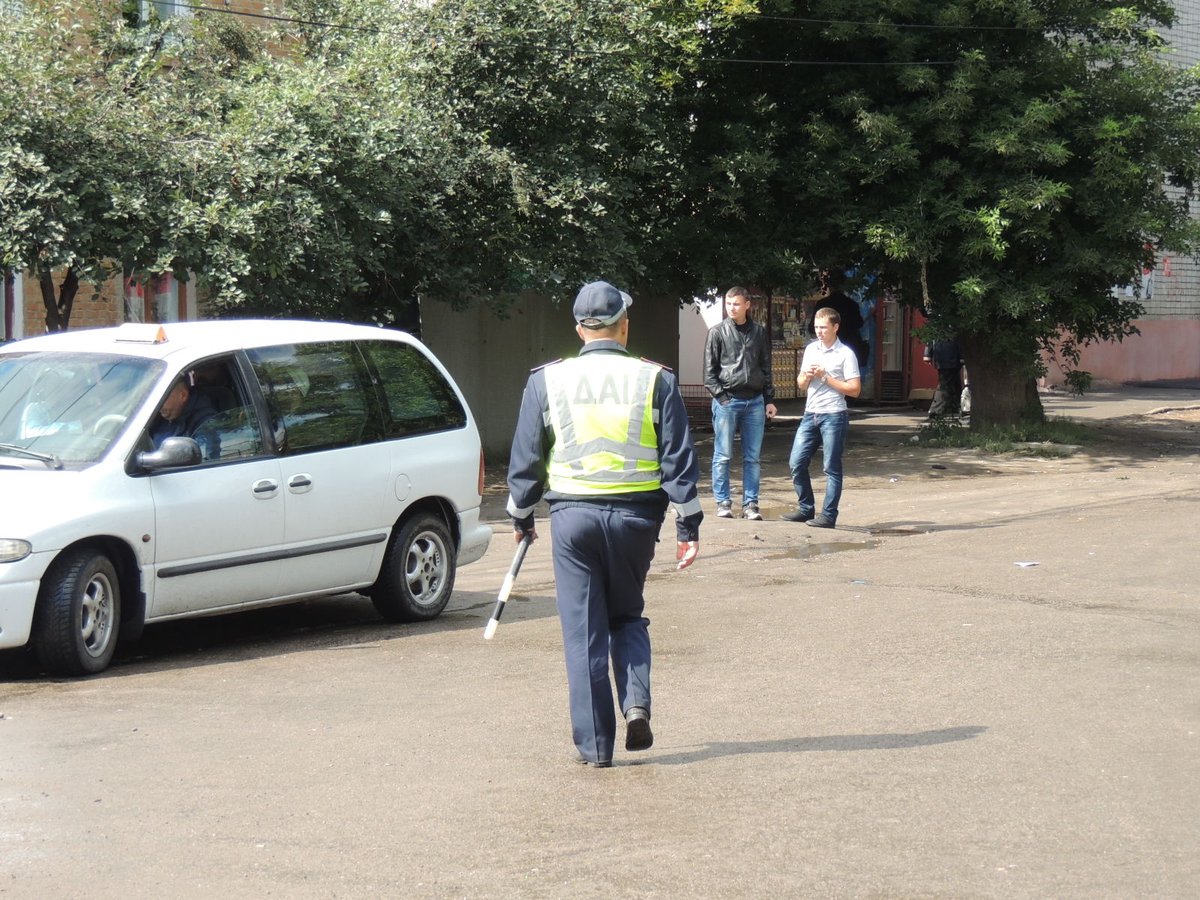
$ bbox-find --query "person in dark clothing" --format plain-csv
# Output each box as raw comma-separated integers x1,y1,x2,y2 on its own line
506,281,703,768
924,339,964,418
150,374,219,458
703,286,777,520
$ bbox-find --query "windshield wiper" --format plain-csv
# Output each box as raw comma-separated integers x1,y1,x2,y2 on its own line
0,443,64,469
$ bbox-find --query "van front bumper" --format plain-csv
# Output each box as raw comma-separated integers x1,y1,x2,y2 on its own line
0,555,47,649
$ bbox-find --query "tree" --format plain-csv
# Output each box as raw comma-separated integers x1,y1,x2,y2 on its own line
9,0,1195,424
665,1,1200,426
281,0,715,311
0,3,184,330
134,0,712,326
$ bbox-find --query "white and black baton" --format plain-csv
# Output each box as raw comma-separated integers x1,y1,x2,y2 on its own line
483,534,533,640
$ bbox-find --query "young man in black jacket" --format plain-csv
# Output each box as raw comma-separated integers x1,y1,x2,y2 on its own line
703,286,777,520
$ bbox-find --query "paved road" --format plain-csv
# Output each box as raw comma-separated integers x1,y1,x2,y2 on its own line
2,387,1197,898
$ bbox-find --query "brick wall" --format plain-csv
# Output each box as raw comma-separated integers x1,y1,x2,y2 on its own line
17,272,122,336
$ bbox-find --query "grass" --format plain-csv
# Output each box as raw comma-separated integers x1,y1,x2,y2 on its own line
915,415,1099,455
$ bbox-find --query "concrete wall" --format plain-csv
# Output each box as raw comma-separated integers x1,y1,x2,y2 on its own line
421,291,682,462
677,299,725,385
1043,318,1200,386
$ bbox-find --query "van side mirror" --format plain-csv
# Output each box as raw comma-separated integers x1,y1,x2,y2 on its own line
137,436,203,471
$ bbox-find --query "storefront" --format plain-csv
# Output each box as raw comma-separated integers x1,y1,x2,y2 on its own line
766,294,804,399
764,289,933,404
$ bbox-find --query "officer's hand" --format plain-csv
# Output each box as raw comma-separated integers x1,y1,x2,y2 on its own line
512,514,537,543
675,540,699,571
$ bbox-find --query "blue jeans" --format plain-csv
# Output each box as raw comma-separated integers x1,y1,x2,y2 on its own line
789,411,849,522
711,396,766,506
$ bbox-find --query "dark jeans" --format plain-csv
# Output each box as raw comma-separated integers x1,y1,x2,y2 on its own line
788,411,849,523
929,367,963,417
549,504,659,764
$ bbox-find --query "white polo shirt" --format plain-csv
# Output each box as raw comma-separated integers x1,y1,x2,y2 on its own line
801,338,860,413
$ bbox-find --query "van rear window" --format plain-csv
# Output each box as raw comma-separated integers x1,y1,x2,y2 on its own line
248,343,373,454
359,341,466,437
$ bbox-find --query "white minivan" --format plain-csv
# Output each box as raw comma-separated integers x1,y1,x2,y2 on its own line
0,320,492,675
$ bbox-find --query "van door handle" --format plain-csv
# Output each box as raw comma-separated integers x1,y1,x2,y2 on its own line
252,478,280,498
288,474,313,493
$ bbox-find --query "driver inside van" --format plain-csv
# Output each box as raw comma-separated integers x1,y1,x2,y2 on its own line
150,373,220,459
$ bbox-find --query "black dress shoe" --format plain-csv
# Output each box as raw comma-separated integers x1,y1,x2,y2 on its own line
625,706,653,751
806,515,835,529
781,508,814,523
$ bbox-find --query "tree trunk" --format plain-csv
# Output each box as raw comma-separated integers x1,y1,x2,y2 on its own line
40,267,79,333
959,333,1044,429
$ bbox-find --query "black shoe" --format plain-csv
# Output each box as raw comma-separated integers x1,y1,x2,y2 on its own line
781,508,814,523
806,515,835,529
624,707,653,752
574,754,613,768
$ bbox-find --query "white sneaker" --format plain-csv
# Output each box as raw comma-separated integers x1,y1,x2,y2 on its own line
742,503,762,521
716,501,733,518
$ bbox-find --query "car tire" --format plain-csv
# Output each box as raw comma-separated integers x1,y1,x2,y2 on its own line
370,513,456,623
33,549,121,676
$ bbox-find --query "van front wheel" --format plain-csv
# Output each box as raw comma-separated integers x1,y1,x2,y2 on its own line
33,549,121,676
370,514,456,623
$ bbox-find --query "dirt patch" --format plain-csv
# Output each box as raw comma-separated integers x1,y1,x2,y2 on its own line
1088,406,1200,456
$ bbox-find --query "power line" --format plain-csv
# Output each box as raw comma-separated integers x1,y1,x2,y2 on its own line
160,1,399,35
743,13,1049,31
740,12,1186,34
706,57,962,67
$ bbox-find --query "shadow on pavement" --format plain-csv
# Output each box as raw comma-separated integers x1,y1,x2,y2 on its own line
0,586,558,682
638,725,989,766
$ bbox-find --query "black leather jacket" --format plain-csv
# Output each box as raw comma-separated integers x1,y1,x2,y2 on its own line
703,317,775,404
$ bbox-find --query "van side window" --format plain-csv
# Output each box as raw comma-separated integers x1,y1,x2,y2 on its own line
247,343,371,454
360,340,466,437
190,356,266,462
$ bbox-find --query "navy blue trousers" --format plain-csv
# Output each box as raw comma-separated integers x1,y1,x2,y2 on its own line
549,504,660,763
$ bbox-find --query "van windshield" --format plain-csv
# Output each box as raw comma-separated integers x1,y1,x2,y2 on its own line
0,351,164,467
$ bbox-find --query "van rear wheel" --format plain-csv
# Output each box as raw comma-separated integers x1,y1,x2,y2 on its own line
33,549,121,676
370,514,456,622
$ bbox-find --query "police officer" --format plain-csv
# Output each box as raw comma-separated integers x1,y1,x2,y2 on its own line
507,281,703,768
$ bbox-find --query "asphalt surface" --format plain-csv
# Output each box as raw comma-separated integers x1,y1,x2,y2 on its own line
1,385,1198,898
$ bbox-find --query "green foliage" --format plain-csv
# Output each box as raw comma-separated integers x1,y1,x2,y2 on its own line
0,0,724,324
660,0,1200,426
1063,369,1094,396
2,0,1197,381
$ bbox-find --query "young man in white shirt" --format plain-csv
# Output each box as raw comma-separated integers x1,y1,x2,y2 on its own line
781,307,862,528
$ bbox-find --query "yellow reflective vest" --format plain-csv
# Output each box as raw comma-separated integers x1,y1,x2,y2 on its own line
543,354,662,495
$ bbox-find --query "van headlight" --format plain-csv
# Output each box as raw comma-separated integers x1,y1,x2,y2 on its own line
0,540,32,562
